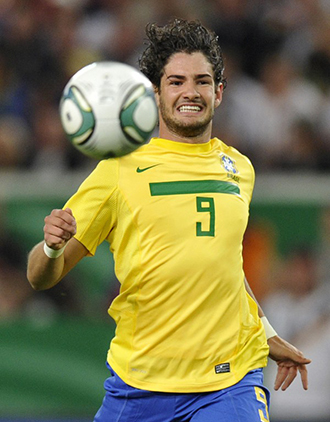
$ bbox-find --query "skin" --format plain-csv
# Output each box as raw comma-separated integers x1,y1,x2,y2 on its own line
156,52,223,144
244,278,310,391
27,51,311,391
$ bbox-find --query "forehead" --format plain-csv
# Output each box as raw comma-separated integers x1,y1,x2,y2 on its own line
164,52,214,78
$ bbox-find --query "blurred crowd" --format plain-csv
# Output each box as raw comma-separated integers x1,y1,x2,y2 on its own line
1,0,330,171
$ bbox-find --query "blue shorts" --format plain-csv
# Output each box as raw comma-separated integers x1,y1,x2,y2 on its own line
94,366,270,422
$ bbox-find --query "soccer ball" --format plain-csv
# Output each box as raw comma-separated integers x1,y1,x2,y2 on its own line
59,61,158,159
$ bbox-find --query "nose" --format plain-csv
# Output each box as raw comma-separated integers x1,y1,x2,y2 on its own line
182,81,200,99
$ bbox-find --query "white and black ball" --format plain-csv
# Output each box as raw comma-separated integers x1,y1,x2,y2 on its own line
59,61,158,159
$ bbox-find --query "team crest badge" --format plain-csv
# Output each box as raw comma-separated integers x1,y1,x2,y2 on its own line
220,154,239,175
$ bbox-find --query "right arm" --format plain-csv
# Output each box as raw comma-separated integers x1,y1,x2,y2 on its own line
27,207,88,290
244,277,311,390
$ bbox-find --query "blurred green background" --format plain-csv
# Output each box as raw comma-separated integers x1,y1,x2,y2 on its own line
0,171,117,420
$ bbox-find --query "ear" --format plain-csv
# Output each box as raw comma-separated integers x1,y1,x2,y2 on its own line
153,84,160,107
214,83,223,109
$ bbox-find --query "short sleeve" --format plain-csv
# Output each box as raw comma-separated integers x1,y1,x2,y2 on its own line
64,159,119,255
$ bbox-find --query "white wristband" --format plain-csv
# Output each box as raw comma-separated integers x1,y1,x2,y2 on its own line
43,242,66,259
261,316,277,340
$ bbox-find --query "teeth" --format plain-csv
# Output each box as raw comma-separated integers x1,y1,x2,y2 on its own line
179,105,201,113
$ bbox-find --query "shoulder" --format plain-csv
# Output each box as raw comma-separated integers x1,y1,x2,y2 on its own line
212,138,255,203
72,158,120,198
213,137,255,179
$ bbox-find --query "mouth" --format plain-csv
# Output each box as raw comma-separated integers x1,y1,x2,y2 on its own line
178,104,203,113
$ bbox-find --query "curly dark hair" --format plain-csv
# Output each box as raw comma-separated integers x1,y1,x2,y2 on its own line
139,19,227,90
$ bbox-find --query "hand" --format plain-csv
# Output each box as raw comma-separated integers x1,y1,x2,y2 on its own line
44,208,76,250
268,335,311,391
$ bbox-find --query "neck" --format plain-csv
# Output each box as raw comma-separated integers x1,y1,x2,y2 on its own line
158,121,213,144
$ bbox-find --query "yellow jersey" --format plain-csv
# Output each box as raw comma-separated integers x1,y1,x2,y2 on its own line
65,137,269,393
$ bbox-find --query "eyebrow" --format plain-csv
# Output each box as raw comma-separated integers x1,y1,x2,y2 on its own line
166,73,213,80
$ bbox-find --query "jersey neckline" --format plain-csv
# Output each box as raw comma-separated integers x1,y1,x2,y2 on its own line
150,137,217,154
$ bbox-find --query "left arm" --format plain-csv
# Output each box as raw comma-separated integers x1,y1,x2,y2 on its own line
244,278,311,391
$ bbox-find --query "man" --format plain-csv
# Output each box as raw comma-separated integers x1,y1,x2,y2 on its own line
27,19,310,421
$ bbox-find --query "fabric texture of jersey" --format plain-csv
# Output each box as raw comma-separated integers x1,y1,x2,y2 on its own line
65,137,269,393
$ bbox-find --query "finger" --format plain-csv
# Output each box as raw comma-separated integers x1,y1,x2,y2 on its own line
44,216,76,231
63,207,76,222
281,366,297,391
45,225,74,241
52,208,76,226
290,348,312,366
298,357,312,365
44,212,77,248
44,222,76,243
298,365,309,390
274,366,289,391
44,211,76,234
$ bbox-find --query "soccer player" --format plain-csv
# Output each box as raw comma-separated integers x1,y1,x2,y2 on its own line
27,19,310,422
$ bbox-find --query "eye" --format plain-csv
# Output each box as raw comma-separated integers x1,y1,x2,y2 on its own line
197,79,211,85
170,80,183,86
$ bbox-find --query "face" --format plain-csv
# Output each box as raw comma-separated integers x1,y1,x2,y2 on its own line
156,52,223,142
